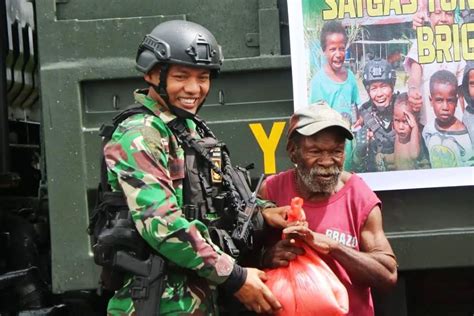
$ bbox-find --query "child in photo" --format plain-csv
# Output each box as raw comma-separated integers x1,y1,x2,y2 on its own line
308,20,360,170
390,93,422,170
422,70,473,168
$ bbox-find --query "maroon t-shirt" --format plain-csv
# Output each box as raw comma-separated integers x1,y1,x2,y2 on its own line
265,169,381,316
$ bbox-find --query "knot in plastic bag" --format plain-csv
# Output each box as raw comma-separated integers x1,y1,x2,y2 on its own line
265,197,348,316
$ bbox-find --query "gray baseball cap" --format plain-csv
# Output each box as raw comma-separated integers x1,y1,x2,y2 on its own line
287,101,353,140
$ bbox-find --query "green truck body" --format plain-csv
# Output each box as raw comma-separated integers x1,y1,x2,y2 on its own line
1,0,473,314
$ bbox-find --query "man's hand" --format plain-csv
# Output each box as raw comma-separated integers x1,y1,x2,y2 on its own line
234,268,282,314
261,239,305,268
262,206,307,229
283,225,337,255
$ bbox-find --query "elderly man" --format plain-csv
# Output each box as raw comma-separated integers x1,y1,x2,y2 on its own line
260,102,397,316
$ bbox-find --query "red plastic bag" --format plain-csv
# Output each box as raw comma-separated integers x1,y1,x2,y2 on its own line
265,197,349,316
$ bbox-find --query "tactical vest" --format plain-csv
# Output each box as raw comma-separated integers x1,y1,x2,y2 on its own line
88,104,261,292
166,115,260,257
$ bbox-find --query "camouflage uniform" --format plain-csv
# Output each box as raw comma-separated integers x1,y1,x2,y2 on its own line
104,89,239,315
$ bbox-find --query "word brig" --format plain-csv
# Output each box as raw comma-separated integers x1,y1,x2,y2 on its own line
417,23,474,64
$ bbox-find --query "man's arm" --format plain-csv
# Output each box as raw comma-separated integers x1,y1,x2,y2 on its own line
331,206,398,291
284,206,397,292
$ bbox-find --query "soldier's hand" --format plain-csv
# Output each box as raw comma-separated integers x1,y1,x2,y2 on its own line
234,268,281,314
262,206,290,229
262,206,307,229
261,239,305,268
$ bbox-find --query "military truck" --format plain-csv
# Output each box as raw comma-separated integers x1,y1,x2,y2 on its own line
1,0,473,315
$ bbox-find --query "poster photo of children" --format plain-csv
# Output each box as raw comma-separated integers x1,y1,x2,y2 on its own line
287,0,474,190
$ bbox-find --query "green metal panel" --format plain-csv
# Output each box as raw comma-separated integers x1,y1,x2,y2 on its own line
380,186,474,270
53,0,262,59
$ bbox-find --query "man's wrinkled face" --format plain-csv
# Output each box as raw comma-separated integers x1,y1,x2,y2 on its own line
293,128,345,194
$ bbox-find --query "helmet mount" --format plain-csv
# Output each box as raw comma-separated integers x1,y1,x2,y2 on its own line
362,58,396,90
186,34,217,64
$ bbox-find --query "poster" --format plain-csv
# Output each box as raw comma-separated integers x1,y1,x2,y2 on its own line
287,0,474,190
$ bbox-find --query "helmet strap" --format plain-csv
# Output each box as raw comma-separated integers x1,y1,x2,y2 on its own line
155,63,170,104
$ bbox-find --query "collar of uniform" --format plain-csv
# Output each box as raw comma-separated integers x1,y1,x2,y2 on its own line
133,88,177,124
133,88,199,136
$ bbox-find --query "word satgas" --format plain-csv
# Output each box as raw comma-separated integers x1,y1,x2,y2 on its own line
322,0,417,20
417,24,474,64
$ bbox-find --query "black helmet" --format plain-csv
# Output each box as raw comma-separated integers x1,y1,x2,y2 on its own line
136,20,223,77
362,58,396,89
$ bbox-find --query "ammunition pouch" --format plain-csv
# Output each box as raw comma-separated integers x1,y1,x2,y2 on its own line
113,251,166,316
89,189,167,315
89,190,149,291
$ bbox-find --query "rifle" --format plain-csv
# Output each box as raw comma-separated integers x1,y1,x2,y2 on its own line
113,251,166,316
231,174,265,251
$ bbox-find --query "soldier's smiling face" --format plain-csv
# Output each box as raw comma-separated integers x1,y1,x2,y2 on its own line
146,64,211,114
165,65,211,114
368,81,394,109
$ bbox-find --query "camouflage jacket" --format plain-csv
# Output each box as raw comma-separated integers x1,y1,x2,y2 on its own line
104,90,240,315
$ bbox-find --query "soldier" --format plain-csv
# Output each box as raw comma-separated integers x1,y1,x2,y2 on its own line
353,58,398,172
102,20,281,315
